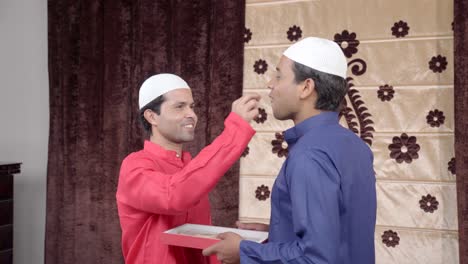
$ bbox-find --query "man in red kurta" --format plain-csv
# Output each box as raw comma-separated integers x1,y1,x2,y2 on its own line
116,73,259,264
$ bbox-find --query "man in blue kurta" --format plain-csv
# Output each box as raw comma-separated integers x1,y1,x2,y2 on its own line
203,37,377,264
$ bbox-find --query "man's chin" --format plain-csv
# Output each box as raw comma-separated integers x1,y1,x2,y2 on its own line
180,134,195,142
273,112,288,121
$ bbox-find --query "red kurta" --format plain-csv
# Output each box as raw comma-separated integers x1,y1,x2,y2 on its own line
116,112,255,264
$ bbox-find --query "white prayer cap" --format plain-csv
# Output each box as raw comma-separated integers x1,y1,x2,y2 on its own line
283,37,347,79
138,73,190,109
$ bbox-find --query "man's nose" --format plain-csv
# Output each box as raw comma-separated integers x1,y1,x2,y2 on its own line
185,107,197,119
267,79,273,90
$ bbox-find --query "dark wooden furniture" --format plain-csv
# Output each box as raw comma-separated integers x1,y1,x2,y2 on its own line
0,162,21,264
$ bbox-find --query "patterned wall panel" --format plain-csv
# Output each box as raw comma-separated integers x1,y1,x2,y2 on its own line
376,182,457,229
375,227,458,264
240,133,289,176
240,0,455,263
239,176,275,224
244,40,454,88
373,134,455,181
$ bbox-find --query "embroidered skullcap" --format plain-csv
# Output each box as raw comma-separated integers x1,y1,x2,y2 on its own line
138,73,190,109
283,37,347,78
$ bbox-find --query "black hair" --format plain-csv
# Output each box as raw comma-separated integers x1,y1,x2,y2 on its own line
291,61,347,112
139,95,165,134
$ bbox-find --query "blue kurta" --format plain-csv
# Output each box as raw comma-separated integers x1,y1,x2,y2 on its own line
239,112,376,264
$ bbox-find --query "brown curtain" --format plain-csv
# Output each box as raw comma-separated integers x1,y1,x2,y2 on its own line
455,0,468,263
45,0,245,263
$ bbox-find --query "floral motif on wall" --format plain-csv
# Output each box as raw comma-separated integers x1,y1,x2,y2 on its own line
271,132,289,158
340,100,358,134
429,55,448,73
287,25,302,42
255,185,271,201
254,59,268,74
254,108,267,124
244,28,252,43
377,84,395,102
419,194,439,213
334,30,360,58
337,35,373,145
241,146,250,158
347,58,367,76
388,133,421,164
382,230,400,247
340,77,374,146
426,109,445,127
391,20,410,38
448,157,456,175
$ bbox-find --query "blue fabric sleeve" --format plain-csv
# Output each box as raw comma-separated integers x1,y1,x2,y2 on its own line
239,149,341,264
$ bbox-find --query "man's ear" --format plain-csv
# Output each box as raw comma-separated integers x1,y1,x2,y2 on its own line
143,109,159,126
298,78,315,99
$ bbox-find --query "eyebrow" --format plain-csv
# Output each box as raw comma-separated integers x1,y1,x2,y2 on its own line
172,101,194,106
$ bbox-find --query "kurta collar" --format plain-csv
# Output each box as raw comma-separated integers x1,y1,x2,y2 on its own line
143,140,191,165
284,111,339,145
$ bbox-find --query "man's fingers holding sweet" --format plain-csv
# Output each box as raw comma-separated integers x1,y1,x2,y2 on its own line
244,99,259,111
247,109,260,120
